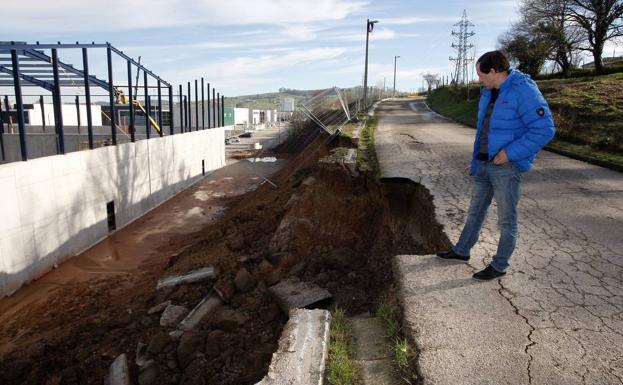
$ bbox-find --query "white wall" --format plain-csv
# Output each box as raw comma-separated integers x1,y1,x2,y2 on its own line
28,104,103,126
234,108,248,126
0,128,226,297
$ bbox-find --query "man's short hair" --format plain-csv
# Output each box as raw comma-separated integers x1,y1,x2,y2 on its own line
477,51,510,74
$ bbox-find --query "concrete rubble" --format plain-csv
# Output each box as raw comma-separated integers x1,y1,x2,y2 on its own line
107,353,131,385
269,277,332,313
178,291,222,331
159,304,189,327
256,309,331,385
156,266,217,290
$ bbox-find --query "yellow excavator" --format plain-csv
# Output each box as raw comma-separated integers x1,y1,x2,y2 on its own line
114,87,162,135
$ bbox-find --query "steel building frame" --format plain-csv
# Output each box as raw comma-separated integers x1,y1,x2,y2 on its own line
0,41,226,162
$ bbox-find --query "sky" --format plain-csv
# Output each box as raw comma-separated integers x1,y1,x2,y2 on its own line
0,0,586,97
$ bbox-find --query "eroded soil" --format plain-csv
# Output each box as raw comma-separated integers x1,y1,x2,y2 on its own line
0,135,449,385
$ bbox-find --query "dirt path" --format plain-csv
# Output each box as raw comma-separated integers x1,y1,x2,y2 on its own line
377,98,623,385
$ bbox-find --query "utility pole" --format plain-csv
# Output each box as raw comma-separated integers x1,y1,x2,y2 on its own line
363,18,378,109
393,55,400,97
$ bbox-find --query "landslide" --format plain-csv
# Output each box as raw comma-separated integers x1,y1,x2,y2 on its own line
0,135,449,385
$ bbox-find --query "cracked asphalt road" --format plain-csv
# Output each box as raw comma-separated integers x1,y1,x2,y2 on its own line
377,98,623,385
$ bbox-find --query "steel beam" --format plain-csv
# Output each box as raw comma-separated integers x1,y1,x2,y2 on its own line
39,95,45,131
212,87,216,128
194,79,198,131
51,49,65,154
168,85,174,135
107,46,116,145
11,50,28,160
127,60,135,142
83,48,94,149
187,82,191,130
178,84,183,133
201,77,205,129
157,79,162,137
144,71,150,139
207,83,211,128
217,92,220,127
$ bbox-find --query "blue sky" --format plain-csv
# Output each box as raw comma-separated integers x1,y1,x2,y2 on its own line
3,0,524,96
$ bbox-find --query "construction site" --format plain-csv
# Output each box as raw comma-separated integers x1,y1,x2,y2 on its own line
0,41,438,384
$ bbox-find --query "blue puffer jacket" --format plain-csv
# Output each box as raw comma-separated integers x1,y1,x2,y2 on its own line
471,69,555,174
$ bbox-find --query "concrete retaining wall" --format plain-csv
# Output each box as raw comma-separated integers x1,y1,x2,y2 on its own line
0,128,226,297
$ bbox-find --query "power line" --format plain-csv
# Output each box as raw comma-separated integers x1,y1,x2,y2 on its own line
449,10,475,85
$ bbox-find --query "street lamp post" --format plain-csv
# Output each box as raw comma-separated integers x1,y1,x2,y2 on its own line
393,55,400,97
363,18,378,110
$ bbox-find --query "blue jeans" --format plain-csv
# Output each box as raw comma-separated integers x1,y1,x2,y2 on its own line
453,160,522,272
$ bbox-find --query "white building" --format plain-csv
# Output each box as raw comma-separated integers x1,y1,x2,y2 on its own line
22,103,102,126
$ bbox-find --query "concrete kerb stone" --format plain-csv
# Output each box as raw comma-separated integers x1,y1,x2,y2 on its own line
178,291,222,331
269,277,332,313
256,309,331,385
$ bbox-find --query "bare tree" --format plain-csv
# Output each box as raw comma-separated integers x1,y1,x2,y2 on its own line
422,73,440,94
521,0,585,75
567,0,623,74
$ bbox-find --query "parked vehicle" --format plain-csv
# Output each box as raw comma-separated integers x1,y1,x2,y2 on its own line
239,132,253,138
225,137,240,144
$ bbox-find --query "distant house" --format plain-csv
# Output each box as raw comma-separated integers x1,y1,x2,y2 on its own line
582,56,623,69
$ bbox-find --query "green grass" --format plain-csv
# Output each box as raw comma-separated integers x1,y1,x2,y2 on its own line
327,307,359,385
357,117,381,177
375,300,417,371
427,73,623,169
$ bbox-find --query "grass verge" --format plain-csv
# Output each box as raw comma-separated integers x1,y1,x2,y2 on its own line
327,307,359,385
375,300,418,378
357,116,381,177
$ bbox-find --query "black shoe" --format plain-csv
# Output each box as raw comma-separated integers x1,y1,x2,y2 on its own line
473,265,506,280
436,250,470,261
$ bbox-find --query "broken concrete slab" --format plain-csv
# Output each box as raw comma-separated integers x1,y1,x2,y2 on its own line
257,309,331,385
269,277,332,313
179,291,222,331
107,353,131,385
156,267,217,290
160,304,190,327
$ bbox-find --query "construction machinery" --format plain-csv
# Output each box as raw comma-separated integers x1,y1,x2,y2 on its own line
114,87,161,135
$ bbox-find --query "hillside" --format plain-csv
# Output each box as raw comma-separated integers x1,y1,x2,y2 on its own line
224,89,323,110
427,72,623,168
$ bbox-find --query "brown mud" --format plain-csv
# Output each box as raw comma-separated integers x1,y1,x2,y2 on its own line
0,134,449,385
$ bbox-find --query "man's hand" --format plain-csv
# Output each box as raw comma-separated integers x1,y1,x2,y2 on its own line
493,149,509,165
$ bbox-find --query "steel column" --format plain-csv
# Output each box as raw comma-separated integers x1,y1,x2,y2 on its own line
51,49,65,154
178,84,183,132
82,48,93,147
3,96,9,131
221,95,225,128
39,95,45,131
183,95,188,130
107,46,116,145
217,92,221,127
207,83,211,128
212,87,216,128
0,95,4,161
157,80,162,137
144,71,150,139
201,77,205,129
11,50,28,160
168,85,174,135
187,82,191,130
75,95,81,131
194,79,199,131
127,60,135,142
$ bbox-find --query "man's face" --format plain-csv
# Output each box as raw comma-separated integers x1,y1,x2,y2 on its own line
476,63,497,89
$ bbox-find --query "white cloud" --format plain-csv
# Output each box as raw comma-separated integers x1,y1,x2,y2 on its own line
2,0,368,32
161,47,354,91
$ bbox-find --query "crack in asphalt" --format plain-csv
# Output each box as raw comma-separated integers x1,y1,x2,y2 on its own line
498,279,536,384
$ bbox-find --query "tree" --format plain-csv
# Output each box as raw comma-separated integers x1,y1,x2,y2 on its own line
567,0,623,74
498,25,551,77
422,73,440,94
520,0,585,76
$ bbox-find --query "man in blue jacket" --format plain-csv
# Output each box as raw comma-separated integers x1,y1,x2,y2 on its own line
437,50,555,280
